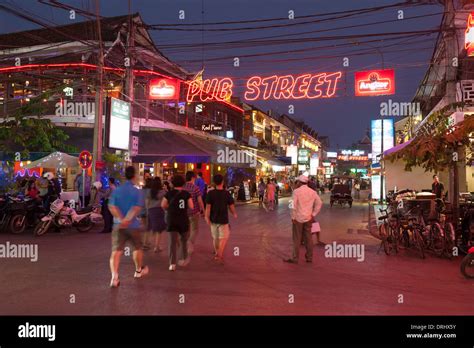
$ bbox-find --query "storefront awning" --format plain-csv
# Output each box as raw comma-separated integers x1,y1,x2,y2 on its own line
383,138,414,156
184,135,253,168
133,130,210,163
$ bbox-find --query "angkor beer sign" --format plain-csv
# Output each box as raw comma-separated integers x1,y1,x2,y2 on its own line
149,78,180,99
465,12,474,57
355,69,395,96
186,71,342,102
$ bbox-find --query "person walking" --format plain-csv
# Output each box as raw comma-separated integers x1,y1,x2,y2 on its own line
146,177,167,252
184,171,205,255
266,178,276,211
273,178,280,205
100,177,116,234
108,166,148,288
74,171,91,208
161,175,194,271
205,174,237,264
257,178,266,207
141,178,153,250
284,174,323,264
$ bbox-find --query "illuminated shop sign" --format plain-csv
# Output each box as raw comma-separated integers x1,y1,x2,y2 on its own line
297,148,310,165
186,72,342,102
340,150,365,156
326,152,338,158
201,124,223,132
371,119,394,163
355,69,395,96
149,78,180,99
337,155,369,161
466,13,474,57
108,97,130,150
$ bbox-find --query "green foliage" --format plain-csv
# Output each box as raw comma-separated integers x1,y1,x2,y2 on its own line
0,90,77,158
387,102,474,172
102,151,126,180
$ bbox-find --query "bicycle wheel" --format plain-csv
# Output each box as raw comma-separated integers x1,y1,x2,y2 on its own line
413,227,426,259
430,223,445,257
443,222,456,259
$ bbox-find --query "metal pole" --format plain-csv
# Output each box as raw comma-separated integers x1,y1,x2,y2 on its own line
82,169,86,208
92,0,104,181
379,46,385,204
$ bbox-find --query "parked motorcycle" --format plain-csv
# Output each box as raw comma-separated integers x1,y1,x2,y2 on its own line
34,198,101,236
9,198,46,234
460,246,474,279
0,195,29,234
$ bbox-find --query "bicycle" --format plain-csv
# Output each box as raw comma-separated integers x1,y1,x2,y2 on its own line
399,205,426,259
378,207,399,255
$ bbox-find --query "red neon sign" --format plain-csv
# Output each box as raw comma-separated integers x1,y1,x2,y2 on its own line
244,72,342,101
355,69,395,96
337,155,368,161
466,13,474,57
186,78,233,102
149,78,180,99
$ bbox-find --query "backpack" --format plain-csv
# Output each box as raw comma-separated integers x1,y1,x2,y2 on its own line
167,190,189,233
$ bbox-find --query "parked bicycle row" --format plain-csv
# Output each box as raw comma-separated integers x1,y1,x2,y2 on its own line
376,189,474,278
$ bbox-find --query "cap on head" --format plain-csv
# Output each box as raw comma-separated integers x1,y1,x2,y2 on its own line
297,174,309,183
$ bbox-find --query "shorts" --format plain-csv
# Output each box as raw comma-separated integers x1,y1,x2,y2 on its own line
258,193,264,201
111,227,143,252
210,223,230,240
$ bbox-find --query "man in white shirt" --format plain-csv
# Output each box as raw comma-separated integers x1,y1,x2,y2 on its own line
284,174,323,264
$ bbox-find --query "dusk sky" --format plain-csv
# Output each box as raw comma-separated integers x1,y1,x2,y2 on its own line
0,0,444,148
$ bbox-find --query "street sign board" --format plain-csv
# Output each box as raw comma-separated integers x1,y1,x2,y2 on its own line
131,136,139,157
297,148,310,165
108,97,131,150
78,150,92,169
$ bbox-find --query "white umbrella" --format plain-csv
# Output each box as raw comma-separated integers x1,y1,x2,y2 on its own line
24,151,79,169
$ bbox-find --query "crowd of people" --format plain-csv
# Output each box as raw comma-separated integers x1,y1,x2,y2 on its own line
108,166,237,287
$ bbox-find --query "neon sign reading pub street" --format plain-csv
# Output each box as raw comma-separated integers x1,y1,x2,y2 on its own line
186,71,342,102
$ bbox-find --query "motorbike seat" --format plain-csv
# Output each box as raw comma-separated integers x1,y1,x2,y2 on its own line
76,206,93,214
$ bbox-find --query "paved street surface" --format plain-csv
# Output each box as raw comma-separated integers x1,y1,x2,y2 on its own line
0,193,472,315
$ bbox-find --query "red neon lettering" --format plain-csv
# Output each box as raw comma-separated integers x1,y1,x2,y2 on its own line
306,73,325,99
324,72,342,98
200,78,219,102
216,78,233,100
186,78,234,102
261,75,278,100
273,75,294,99
291,74,311,99
245,76,261,101
187,80,202,102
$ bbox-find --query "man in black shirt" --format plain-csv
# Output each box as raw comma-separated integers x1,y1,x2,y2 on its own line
162,175,194,271
205,174,237,264
432,175,445,199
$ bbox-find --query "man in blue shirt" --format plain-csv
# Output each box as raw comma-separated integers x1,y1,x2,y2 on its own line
108,166,148,288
